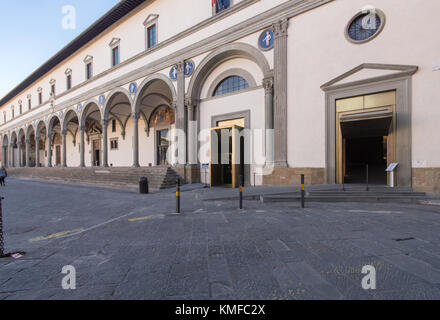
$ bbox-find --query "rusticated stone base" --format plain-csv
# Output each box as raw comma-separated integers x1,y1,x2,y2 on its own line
262,167,326,186
412,168,440,194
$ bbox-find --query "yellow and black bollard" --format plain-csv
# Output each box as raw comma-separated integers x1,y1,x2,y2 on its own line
176,179,181,214
301,174,305,209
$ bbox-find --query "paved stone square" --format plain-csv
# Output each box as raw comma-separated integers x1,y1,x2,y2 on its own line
1,178,440,300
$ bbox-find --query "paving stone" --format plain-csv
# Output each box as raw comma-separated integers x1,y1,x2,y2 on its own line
2,178,440,299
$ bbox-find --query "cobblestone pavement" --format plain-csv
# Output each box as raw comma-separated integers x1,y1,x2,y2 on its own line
1,178,440,300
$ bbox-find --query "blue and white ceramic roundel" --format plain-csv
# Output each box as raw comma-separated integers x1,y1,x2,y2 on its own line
184,61,195,77
170,66,178,81
129,82,137,94
99,95,105,105
259,29,274,50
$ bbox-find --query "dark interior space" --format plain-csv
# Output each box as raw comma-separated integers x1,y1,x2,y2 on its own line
344,136,387,184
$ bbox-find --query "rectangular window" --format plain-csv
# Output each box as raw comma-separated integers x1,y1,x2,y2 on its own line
3,113,6,123
66,74,72,90
112,46,120,66
28,99,31,110
110,138,119,150
38,92,42,105
112,119,116,132
147,25,157,49
51,84,56,96
19,104,22,115
86,63,93,80
215,0,231,14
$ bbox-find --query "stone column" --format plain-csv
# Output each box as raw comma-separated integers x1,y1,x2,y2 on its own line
185,98,198,165
176,61,185,133
35,136,40,167
80,126,85,167
25,139,30,167
47,131,52,167
101,119,109,167
273,18,289,168
263,77,274,166
61,130,67,167
17,142,22,167
132,112,140,167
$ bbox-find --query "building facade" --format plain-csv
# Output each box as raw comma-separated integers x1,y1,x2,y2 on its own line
0,0,439,192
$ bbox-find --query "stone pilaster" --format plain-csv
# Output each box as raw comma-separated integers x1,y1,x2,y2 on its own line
132,112,140,167
263,77,274,166
47,131,52,167
61,130,67,167
80,126,85,167
185,97,198,165
101,120,109,168
35,136,40,167
272,18,289,168
176,61,185,133
25,139,30,167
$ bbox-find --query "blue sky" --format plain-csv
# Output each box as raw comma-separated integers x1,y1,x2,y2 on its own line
0,0,120,99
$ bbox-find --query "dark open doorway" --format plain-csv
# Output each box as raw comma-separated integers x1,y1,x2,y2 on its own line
344,136,387,184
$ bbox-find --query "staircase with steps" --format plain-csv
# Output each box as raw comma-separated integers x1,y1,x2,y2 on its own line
7,167,183,191
261,185,432,204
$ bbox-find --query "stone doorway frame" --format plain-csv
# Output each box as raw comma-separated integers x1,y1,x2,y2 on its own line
321,63,418,188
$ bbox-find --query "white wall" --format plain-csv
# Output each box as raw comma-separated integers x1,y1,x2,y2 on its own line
287,0,440,168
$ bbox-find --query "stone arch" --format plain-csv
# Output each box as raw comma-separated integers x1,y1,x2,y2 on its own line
103,87,133,121
2,134,9,167
48,114,62,133
62,109,80,132
36,120,47,138
187,42,271,100
2,134,8,147
80,99,101,128
26,124,35,140
133,73,177,114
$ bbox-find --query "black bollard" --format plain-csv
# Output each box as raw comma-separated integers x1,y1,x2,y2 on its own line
176,179,181,214
239,175,244,210
301,174,305,209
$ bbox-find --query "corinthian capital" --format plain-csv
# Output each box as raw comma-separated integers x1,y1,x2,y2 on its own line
176,61,185,74
273,18,289,38
263,77,274,95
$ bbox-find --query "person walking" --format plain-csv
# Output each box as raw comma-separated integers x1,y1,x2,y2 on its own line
0,167,7,186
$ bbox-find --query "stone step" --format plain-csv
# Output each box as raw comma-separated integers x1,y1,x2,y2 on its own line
261,195,430,204
7,166,184,190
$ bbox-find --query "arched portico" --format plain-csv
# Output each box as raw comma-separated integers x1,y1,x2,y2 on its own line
103,88,133,167
10,131,18,167
25,125,36,167
2,134,9,168
133,74,177,167
80,101,102,167
62,109,80,167
36,121,47,167
47,115,62,167
18,129,26,167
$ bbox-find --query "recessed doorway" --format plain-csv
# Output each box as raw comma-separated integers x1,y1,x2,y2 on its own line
336,91,395,186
